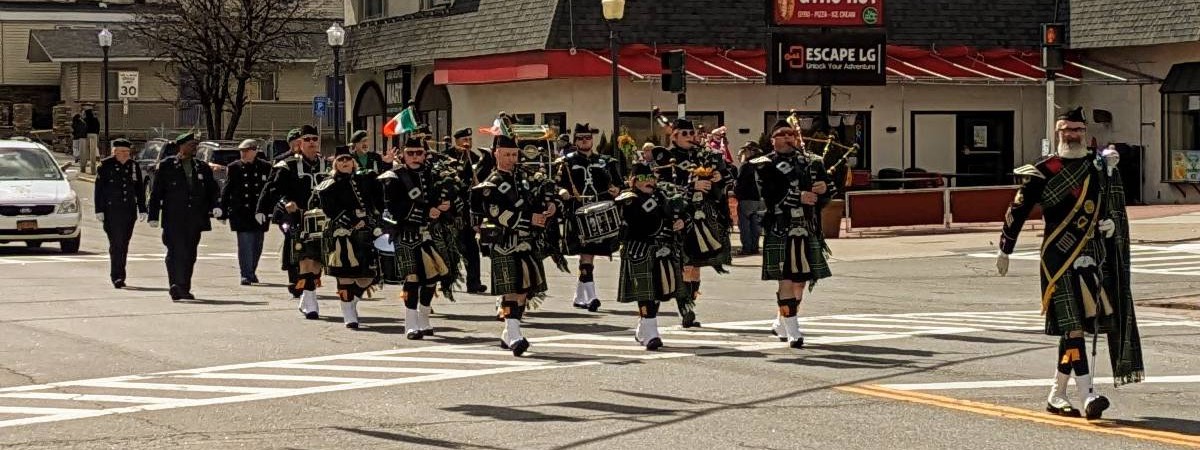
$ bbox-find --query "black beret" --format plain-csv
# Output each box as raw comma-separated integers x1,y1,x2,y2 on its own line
1056,106,1087,123
630,162,656,177
348,130,368,144
174,132,196,146
672,118,694,131
573,123,592,135
286,128,302,142
299,125,319,137
110,138,133,149
770,119,793,136
404,137,426,149
453,127,472,139
493,135,518,149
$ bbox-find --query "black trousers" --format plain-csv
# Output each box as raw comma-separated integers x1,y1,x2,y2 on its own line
162,226,203,292
458,226,481,287
103,208,136,282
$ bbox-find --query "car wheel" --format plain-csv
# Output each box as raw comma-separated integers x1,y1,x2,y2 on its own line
26,241,43,248
60,236,81,254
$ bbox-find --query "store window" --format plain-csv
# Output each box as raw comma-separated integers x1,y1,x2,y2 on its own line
1165,93,1200,182
256,72,277,101
512,113,536,125
358,0,385,21
542,112,566,136
619,111,724,146
763,110,871,171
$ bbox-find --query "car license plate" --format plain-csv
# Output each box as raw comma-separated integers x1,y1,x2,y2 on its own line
16,220,37,231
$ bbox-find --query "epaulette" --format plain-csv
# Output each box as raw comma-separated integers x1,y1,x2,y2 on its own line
273,159,290,169
472,181,497,190
377,170,397,180
615,191,637,202
315,178,336,191
749,155,772,166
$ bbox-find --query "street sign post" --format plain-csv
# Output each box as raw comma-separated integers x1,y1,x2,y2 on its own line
118,71,138,98
313,96,328,119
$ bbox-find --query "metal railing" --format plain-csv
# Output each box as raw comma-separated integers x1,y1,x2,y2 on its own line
91,101,316,139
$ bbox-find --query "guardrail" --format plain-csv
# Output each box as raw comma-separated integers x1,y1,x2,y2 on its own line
845,185,1043,232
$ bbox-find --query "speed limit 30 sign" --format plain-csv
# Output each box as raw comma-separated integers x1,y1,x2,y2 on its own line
118,71,139,98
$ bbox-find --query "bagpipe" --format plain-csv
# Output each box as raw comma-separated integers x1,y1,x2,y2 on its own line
773,145,823,238
518,161,570,272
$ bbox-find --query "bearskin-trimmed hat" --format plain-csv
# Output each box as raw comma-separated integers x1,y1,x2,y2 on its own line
1056,106,1087,123
493,134,518,149
770,119,794,137
453,127,472,139
672,118,694,131
299,125,319,137
348,130,368,145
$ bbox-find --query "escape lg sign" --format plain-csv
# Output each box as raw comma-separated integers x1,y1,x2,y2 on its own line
772,0,884,27
768,32,886,86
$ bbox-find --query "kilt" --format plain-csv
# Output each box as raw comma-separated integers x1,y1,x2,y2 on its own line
1044,241,1113,336
683,202,732,268
490,249,547,296
291,235,323,264
761,229,830,282
324,232,377,279
618,240,681,303
430,222,462,286
392,228,450,284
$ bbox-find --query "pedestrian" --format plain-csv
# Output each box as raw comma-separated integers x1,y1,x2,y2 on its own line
735,142,765,255
751,120,835,349
616,162,688,350
83,109,101,173
708,126,733,164
221,139,272,285
640,142,655,164
147,132,223,301
94,138,147,289
70,113,87,163
996,107,1143,420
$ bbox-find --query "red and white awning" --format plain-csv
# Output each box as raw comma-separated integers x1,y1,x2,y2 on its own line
433,44,1147,86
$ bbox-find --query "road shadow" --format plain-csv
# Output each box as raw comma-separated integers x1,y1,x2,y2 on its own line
772,353,915,370
1109,416,1200,435
813,344,940,357
332,426,506,450
604,389,708,405
538,400,679,417
121,286,170,292
521,322,628,334
0,247,99,256
252,282,291,288
443,404,587,423
926,334,1036,345
176,298,269,306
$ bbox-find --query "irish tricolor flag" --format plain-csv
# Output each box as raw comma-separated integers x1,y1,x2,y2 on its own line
383,107,417,138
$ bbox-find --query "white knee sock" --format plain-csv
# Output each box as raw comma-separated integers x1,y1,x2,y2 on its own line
341,298,359,324
300,291,319,314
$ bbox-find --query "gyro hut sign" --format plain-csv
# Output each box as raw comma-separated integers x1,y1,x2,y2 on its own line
772,0,884,27
768,32,886,86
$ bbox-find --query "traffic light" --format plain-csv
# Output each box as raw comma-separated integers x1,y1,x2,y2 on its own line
1041,23,1065,72
661,50,686,93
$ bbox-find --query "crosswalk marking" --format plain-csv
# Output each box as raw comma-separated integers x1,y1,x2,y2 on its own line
0,310,1194,430
967,243,1200,276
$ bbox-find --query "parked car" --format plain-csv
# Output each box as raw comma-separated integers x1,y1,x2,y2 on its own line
196,140,243,192
0,139,82,253
138,138,173,200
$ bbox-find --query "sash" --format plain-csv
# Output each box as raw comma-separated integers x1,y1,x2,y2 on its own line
1039,166,1103,312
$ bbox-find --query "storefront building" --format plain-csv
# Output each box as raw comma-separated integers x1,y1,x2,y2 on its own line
338,0,1168,201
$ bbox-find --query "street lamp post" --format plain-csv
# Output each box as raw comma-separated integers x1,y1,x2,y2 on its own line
98,28,112,164
326,23,346,144
601,0,625,159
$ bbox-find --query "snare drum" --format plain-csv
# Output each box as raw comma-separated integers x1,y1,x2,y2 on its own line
573,201,622,244
301,209,328,242
374,234,401,284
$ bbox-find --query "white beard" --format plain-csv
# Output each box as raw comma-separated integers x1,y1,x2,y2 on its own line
1057,141,1088,158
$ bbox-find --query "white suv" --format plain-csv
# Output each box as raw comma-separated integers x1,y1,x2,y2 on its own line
0,140,82,253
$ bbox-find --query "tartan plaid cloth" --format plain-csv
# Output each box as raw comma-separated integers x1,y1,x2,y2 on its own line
323,233,377,279
490,249,547,297
761,230,831,284
618,241,681,303
684,201,732,270
293,237,323,265
430,222,462,300
1036,154,1143,386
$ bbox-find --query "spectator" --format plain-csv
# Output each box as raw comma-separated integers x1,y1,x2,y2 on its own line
734,142,765,256
708,126,733,163
640,142,655,164
70,113,87,163
83,109,101,173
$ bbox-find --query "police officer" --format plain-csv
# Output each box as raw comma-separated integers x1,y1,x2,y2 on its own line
221,139,273,285
147,132,223,301
94,138,146,289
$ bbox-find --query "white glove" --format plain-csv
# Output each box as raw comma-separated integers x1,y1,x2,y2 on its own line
255,213,266,224
1098,219,1115,238
996,251,1010,277
95,212,104,223
212,208,223,219
138,212,148,222
148,220,159,228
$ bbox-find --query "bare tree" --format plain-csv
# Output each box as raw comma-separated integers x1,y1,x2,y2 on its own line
128,0,321,140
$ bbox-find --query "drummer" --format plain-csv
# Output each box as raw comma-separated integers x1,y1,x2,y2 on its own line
555,123,625,312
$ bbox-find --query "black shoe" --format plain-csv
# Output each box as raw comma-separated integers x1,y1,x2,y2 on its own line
681,312,701,328
467,284,487,294
250,276,260,283
406,330,424,340
346,322,359,329
1084,396,1110,420
112,279,126,289
240,279,251,286
587,299,601,312
573,303,588,309
1046,403,1082,418
510,338,530,357
299,307,319,320
421,328,435,337
789,337,805,349
169,285,181,301
181,292,196,300
771,328,787,342
645,337,663,351
499,339,510,350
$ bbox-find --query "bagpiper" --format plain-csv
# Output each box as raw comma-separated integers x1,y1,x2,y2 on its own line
317,154,384,329
475,134,555,356
380,137,454,340
447,127,492,294
615,162,688,350
996,107,1143,420
556,123,625,312
751,120,835,349
257,125,329,318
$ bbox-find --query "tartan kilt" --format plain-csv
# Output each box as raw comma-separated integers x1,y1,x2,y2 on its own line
490,249,547,296
390,229,448,285
761,229,831,282
618,241,682,303
683,220,732,267
279,234,296,269
292,235,324,264
323,232,377,279
430,222,462,286
1043,242,1114,336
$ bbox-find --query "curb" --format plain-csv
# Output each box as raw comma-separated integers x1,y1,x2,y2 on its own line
1136,300,1200,311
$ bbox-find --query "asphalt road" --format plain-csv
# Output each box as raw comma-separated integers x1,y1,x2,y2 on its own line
1,176,1199,449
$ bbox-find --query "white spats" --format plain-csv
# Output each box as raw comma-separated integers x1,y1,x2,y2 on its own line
340,299,359,326
503,318,524,346
417,304,433,333
583,281,598,302
1075,373,1095,403
405,308,419,334
573,281,589,307
1047,371,1074,413
771,316,786,342
635,318,662,349
782,316,803,342
299,291,319,315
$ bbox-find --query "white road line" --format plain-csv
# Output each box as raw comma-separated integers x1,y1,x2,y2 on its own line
0,393,187,404
72,381,291,394
562,335,767,347
0,406,96,415
178,373,379,384
344,355,547,366
826,316,1038,329
880,375,1200,391
259,363,463,375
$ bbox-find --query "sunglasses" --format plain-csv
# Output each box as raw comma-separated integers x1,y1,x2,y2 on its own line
576,136,593,141
634,175,658,182
677,130,696,136
404,150,426,156
301,136,319,142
